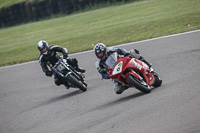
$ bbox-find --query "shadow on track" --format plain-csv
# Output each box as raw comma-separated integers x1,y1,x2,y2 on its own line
96,92,145,110
79,92,145,116
20,90,81,114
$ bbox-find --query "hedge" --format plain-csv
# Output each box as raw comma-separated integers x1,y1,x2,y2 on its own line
0,0,130,28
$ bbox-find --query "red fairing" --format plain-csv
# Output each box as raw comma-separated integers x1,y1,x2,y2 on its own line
128,58,155,86
106,53,155,86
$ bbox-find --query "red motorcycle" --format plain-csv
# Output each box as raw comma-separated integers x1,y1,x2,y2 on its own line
105,52,162,93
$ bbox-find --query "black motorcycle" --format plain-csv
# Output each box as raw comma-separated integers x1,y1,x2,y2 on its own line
47,58,87,92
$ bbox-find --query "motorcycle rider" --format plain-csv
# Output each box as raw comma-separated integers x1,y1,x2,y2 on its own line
38,40,85,88
94,43,152,94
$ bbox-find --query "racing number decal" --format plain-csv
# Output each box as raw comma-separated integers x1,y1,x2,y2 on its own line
117,62,122,71
112,61,123,75
131,61,135,67
137,64,142,70
131,61,142,70
59,64,63,68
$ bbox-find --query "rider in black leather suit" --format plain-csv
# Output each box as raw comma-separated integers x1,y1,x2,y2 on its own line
37,40,85,88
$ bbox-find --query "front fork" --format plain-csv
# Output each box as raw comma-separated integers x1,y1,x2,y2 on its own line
124,71,143,81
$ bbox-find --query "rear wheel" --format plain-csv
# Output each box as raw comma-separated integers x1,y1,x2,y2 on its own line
126,74,151,94
66,75,87,92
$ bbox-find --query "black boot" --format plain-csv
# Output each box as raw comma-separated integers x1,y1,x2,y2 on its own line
64,84,70,89
76,67,86,73
139,56,152,68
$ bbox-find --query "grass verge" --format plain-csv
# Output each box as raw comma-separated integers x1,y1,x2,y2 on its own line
0,0,200,67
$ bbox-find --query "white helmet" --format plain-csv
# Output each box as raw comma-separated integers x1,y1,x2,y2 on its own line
94,43,107,60
37,40,49,55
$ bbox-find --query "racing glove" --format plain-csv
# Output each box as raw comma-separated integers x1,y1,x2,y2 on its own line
63,53,68,59
117,49,130,57
46,71,53,77
98,68,107,74
117,49,123,55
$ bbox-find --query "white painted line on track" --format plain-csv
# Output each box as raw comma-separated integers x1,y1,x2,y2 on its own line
1,29,200,70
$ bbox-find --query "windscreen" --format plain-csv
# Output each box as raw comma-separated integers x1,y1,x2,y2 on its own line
105,52,117,68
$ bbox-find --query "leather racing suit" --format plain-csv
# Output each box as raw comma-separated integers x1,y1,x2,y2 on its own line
39,45,84,87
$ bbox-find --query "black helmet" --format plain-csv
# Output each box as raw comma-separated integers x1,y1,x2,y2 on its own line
37,40,49,55
94,43,107,60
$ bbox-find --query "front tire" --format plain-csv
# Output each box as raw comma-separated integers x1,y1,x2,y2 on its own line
152,73,162,87
66,75,87,92
126,74,151,94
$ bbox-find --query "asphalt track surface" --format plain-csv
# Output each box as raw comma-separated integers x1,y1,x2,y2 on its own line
0,30,200,133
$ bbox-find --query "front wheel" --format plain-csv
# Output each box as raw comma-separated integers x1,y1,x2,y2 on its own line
126,74,151,94
66,74,87,92
152,73,162,87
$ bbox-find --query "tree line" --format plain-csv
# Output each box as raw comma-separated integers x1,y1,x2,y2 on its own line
0,0,132,28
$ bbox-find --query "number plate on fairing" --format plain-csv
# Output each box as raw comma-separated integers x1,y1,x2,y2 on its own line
112,61,123,75
57,63,65,72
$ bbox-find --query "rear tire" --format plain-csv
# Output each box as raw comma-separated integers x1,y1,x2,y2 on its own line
126,74,151,94
67,75,87,92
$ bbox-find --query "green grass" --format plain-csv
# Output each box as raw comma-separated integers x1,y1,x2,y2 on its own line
0,0,27,8
0,0,200,67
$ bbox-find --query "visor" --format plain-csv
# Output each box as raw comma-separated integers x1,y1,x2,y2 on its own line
41,47,47,53
97,52,104,57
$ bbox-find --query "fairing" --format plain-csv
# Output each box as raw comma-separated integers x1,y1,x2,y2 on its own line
105,52,155,86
